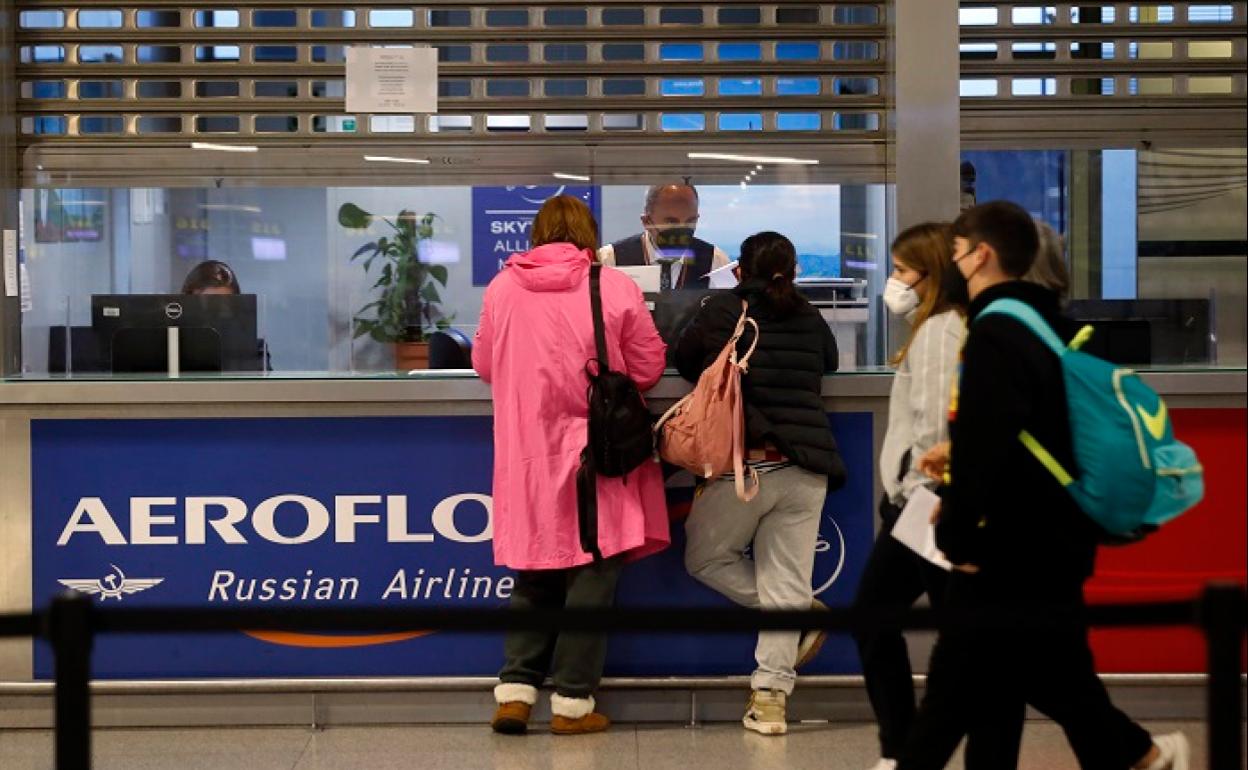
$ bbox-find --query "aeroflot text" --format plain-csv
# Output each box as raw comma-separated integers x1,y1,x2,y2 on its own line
56,494,493,546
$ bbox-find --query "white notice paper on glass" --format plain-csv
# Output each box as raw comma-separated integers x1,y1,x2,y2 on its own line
890,486,952,571
345,47,437,114
2,230,17,298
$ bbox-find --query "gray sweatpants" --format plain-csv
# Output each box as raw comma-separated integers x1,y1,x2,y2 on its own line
684,465,827,694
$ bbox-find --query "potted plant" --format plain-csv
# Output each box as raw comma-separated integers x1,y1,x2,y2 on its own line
337,203,451,370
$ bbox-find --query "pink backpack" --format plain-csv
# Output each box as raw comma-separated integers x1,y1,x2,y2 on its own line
655,301,761,502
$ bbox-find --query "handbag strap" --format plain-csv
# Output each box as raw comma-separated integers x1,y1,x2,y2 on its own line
589,263,609,372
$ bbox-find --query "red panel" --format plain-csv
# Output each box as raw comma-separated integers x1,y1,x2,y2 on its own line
1086,408,1247,672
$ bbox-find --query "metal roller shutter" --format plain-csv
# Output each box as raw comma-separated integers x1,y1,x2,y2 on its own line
959,2,1247,147
15,2,891,185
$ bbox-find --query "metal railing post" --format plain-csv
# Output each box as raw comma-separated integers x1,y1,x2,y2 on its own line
1198,583,1245,770
49,591,93,770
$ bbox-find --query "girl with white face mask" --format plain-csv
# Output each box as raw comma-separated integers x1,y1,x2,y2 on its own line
856,223,1013,770
881,269,924,320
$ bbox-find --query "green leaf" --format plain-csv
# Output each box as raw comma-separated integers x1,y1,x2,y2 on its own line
350,242,378,261
429,265,449,286
420,283,440,302
338,203,372,229
369,327,393,344
374,263,393,288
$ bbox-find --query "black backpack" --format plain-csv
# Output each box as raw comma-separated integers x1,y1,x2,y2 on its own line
576,263,655,559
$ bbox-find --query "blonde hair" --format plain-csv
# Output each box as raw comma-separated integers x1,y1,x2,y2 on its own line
891,222,960,366
1026,220,1071,301
531,195,599,253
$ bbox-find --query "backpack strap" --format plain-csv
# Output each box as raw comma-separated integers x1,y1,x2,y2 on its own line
1018,430,1074,487
732,301,761,371
976,298,1066,358
730,300,760,501
581,264,608,562
589,263,610,372
976,299,1078,490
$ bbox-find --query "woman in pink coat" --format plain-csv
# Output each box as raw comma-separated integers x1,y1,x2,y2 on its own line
472,195,669,736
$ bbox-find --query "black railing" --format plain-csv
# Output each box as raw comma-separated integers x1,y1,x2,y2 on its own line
1,583,1244,770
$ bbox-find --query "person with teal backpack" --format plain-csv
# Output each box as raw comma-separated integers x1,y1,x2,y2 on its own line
898,202,1192,770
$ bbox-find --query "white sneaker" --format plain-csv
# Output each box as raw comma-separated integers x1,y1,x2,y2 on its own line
867,760,898,770
1147,732,1190,770
742,689,787,735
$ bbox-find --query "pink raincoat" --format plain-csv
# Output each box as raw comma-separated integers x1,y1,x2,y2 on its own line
473,242,670,571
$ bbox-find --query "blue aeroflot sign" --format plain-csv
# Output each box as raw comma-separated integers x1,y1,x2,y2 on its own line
31,415,872,678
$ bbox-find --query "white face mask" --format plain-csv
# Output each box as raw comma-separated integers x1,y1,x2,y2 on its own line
883,276,921,317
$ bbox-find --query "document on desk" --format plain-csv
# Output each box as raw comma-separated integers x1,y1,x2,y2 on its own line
891,486,952,571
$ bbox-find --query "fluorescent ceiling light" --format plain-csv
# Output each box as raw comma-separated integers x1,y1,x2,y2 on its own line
200,204,262,214
191,142,259,153
687,152,819,166
364,155,431,165
553,172,591,182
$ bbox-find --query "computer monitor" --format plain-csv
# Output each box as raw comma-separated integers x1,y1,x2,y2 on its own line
91,294,260,373
650,289,727,351
1067,299,1212,366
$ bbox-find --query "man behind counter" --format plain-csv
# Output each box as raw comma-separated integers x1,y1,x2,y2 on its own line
598,182,732,290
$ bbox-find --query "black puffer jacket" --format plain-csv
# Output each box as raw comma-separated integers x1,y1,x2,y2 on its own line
674,280,847,487
938,280,1101,591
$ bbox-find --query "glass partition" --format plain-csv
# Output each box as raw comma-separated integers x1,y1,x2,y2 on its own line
961,146,1247,367
16,144,1245,380
13,149,893,379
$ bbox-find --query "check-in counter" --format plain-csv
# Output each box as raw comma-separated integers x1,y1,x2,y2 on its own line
0,369,1243,687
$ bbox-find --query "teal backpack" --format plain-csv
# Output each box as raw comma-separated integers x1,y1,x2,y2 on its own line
977,299,1204,540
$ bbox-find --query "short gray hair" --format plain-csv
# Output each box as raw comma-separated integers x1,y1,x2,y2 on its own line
1026,220,1071,302
644,181,699,215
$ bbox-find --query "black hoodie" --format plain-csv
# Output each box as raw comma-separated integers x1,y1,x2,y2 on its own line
673,280,847,486
937,281,1101,593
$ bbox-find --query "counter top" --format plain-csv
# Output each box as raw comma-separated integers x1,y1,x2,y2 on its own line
1,368,1243,406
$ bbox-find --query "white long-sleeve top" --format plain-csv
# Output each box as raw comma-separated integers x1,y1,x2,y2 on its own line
879,309,966,505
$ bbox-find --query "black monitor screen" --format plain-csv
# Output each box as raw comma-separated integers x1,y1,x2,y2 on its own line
91,294,260,373
650,289,726,350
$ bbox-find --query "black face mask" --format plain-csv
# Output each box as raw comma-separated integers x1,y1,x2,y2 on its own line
651,226,696,259
942,259,971,309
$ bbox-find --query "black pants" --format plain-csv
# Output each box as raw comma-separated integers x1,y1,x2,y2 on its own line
854,496,1019,764
498,557,623,699
898,573,1154,770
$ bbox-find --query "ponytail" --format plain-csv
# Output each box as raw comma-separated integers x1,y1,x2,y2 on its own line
740,232,801,315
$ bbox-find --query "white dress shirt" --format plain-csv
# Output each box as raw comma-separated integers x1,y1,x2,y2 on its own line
598,233,733,289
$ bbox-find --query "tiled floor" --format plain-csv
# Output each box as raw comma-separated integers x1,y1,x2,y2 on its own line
0,720,1209,769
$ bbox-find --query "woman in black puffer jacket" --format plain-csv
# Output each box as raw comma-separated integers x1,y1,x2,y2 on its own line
674,231,845,736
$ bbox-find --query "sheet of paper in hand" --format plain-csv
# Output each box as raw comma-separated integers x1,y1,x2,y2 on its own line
891,486,952,571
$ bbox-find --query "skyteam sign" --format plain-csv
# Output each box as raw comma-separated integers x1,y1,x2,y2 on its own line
471,185,600,286
31,414,873,678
